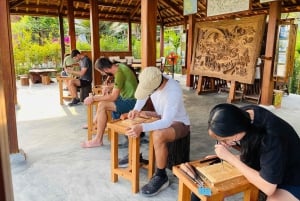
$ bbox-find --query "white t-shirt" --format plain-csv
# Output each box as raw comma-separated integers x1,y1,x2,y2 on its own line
134,75,190,132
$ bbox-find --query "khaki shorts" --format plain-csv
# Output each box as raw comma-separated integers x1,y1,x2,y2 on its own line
171,121,190,140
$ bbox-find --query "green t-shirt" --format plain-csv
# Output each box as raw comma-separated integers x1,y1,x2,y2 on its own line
63,55,76,68
114,64,138,99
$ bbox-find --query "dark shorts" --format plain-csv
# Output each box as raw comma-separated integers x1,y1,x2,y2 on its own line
79,79,92,88
112,96,136,119
171,121,190,140
278,184,300,200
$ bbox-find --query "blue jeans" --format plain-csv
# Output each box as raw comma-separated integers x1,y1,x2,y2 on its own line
112,96,136,119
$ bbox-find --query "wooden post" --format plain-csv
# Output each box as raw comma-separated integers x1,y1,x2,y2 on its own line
260,1,281,105
89,0,101,85
0,0,19,154
186,15,195,88
160,24,164,57
67,0,76,50
58,14,65,65
128,21,132,54
227,81,237,103
0,0,16,200
141,0,157,68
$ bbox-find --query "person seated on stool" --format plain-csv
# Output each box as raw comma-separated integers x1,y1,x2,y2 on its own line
191,103,300,201
66,49,92,106
61,53,78,90
81,57,138,148
125,67,190,196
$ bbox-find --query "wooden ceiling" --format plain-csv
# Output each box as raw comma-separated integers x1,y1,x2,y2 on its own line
8,0,300,27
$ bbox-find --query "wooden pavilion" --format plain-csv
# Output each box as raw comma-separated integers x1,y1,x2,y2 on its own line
2,0,300,200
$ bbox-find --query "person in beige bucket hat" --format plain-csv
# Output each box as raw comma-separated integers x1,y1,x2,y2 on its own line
124,66,190,196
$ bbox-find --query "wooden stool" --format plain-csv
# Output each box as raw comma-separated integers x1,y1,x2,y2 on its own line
20,75,29,86
41,75,50,85
80,84,92,102
56,76,73,105
107,118,158,193
167,132,190,169
87,100,112,140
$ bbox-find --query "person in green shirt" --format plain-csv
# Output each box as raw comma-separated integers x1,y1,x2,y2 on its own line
81,57,138,148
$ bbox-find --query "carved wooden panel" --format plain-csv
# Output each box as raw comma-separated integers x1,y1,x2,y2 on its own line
191,15,266,84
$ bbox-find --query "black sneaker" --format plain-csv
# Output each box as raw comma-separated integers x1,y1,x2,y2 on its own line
141,174,169,197
68,98,80,106
118,153,148,168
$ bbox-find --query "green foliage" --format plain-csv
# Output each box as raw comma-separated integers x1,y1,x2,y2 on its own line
12,16,62,76
132,36,141,58
100,35,128,51
77,41,91,51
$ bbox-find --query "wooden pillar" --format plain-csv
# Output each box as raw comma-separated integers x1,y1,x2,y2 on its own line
128,21,132,53
160,24,164,57
0,0,18,154
0,0,16,200
58,14,65,65
89,0,101,85
260,1,281,105
186,15,195,87
141,0,157,68
67,0,76,50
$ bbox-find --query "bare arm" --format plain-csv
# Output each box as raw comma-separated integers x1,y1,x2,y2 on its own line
215,144,277,196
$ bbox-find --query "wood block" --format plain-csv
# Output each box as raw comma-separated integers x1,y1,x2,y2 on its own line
41,75,50,85
196,161,243,186
118,117,159,127
20,76,29,86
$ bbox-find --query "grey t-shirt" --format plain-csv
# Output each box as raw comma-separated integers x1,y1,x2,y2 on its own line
80,56,92,82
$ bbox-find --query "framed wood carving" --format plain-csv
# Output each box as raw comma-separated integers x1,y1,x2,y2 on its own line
207,0,249,17
190,15,266,84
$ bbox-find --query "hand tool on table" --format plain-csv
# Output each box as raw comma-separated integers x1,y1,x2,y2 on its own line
179,163,212,196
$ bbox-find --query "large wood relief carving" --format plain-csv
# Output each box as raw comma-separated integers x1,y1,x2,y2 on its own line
191,15,266,84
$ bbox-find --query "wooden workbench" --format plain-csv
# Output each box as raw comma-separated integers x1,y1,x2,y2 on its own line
173,160,259,201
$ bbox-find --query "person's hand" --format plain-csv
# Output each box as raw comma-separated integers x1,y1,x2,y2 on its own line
214,144,234,162
125,124,142,138
139,111,150,119
83,96,93,105
127,110,140,119
66,67,73,74
101,86,111,95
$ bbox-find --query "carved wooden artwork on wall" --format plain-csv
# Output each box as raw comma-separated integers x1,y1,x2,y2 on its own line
191,15,266,84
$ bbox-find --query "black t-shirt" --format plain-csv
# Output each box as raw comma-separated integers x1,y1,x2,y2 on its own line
241,105,300,186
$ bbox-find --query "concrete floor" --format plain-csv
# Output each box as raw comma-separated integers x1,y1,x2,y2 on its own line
11,74,300,201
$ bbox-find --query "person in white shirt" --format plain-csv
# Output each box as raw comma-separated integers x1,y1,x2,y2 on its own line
125,67,190,196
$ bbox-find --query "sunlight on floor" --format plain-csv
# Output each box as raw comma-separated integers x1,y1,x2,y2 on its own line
16,81,81,122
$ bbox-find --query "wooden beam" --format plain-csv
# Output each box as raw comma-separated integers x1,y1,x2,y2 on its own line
130,1,141,19
159,0,183,16
141,0,157,68
9,0,24,8
260,1,281,105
